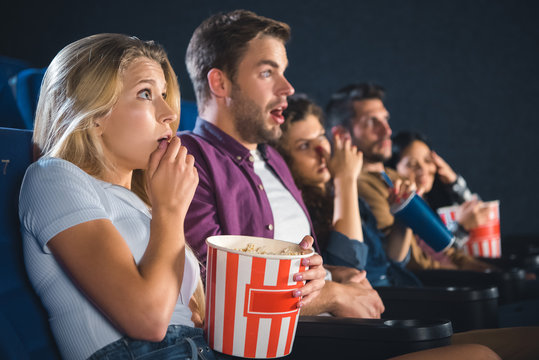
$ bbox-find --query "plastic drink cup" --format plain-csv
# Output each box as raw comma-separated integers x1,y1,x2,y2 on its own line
205,235,314,358
391,192,455,252
466,201,501,258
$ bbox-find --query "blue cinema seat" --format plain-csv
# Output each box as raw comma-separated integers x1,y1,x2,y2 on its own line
0,127,60,359
0,56,32,129
13,68,46,129
0,72,25,129
179,99,198,132
0,56,31,81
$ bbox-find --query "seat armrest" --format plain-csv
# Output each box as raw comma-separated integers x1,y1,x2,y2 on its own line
375,285,499,332
413,269,527,304
287,316,452,360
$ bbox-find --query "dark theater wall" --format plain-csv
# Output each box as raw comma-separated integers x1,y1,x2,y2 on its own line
2,0,538,237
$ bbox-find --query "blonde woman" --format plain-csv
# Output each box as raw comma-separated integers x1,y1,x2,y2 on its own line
19,33,220,360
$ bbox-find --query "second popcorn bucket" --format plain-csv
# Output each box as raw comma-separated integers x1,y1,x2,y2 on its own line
205,235,314,358
437,200,501,258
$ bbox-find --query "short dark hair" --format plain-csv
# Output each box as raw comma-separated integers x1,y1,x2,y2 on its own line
325,83,385,134
185,9,291,111
386,130,431,169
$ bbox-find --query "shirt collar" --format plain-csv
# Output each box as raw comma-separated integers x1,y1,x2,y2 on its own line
193,117,270,165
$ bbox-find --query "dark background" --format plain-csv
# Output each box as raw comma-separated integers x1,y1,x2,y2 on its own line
2,0,538,237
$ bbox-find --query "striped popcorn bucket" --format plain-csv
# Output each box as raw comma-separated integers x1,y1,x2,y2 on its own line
437,205,460,234
438,201,501,258
465,201,501,258
205,235,313,358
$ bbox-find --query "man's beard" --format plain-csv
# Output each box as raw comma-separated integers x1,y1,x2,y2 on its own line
363,152,389,164
230,83,282,144
360,140,391,164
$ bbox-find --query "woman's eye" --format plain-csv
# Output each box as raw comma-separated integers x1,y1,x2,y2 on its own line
138,89,152,100
261,70,271,78
162,92,167,100
297,142,309,150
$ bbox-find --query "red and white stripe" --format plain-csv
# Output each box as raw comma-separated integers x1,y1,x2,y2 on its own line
439,203,501,258
437,206,459,230
463,237,500,258
465,209,501,258
205,246,305,358
464,231,501,258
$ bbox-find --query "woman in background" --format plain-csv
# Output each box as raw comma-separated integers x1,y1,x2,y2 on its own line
387,131,493,271
390,131,489,242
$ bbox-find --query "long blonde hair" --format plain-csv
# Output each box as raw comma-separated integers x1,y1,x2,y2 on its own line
33,33,207,321
33,33,181,204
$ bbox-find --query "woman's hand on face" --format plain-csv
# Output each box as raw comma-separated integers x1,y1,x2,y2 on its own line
456,199,491,231
431,151,457,184
146,136,199,217
292,236,326,308
388,178,417,205
323,132,363,182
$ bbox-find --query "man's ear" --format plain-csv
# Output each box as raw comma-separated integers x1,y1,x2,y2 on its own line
207,68,231,99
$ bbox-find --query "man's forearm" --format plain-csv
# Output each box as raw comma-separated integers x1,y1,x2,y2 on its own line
299,281,336,316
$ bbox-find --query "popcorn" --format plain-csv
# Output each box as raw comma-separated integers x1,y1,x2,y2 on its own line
236,243,302,255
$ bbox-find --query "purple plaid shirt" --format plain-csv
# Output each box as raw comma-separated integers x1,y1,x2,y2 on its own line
179,118,319,266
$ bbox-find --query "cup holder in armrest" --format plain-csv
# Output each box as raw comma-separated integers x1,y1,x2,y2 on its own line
376,286,499,332
285,316,452,360
377,285,499,301
382,319,444,328
413,269,528,304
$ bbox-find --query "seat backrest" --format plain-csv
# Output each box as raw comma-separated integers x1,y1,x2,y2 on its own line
0,127,60,359
0,73,25,129
0,56,31,80
0,56,32,129
179,99,198,132
14,68,46,130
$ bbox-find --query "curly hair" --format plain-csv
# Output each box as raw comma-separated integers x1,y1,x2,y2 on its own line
275,94,334,250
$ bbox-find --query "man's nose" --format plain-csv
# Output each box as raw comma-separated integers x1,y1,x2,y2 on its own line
278,75,295,97
380,121,392,137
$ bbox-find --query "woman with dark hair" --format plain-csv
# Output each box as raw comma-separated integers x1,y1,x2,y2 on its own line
388,131,482,225
387,131,493,271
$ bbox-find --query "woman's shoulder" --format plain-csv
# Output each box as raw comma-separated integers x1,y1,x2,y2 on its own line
21,158,100,201
29,157,86,174
25,157,94,184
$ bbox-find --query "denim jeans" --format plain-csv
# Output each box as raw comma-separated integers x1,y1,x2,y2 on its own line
88,325,226,360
